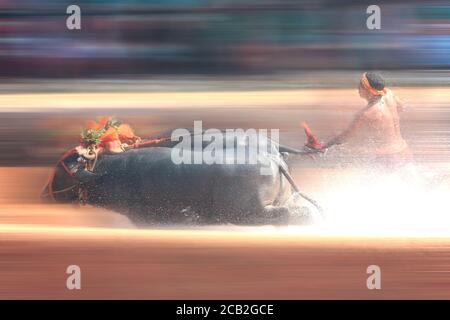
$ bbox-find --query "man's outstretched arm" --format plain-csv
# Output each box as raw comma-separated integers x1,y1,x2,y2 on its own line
304,111,366,151
322,114,365,149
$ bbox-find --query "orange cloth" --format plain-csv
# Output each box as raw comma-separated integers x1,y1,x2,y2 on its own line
85,117,109,131
117,124,139,142
98,127,122,153
84,117,140,153
99,124,140,153
361,73,386,96
302,122,322,150
99,127,120,143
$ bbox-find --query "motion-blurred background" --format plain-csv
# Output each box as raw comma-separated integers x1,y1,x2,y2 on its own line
0,0,449,179
1,0,450,75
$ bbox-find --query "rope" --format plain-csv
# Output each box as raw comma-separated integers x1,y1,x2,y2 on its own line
279,165,324,217
130,137,171,149
41,183,78,196
43,148,77,202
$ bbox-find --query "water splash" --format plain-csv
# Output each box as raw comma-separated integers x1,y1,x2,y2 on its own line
309,164,450,237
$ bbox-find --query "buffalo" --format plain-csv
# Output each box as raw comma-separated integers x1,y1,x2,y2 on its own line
41,131,323,226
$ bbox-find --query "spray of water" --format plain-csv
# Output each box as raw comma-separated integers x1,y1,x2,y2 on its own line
299,164,450,237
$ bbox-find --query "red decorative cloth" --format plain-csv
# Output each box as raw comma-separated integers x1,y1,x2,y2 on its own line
302,122,322,150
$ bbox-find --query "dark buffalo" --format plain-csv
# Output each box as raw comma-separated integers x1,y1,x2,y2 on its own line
41,133,322,225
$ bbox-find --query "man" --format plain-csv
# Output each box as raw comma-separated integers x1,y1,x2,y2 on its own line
303,72,412,167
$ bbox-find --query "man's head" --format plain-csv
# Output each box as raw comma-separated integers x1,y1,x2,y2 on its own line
358,72,386,100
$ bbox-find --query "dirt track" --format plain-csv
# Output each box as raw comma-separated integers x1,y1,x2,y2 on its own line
1,166,450,299
2,222,450,299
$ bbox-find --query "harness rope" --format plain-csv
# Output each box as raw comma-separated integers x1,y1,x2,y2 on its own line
43,148,77,202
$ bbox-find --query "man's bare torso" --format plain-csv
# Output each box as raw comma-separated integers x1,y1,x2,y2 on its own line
350,89,408,155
